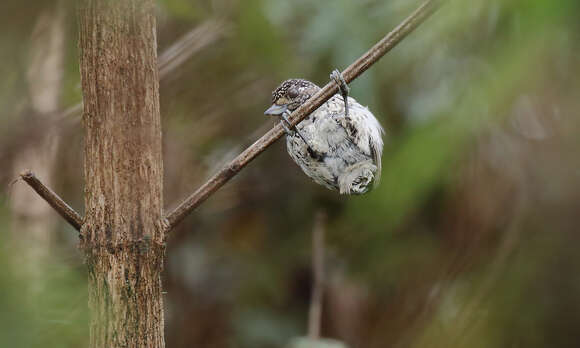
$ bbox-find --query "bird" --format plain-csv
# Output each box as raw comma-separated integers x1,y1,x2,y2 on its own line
264,70,384,195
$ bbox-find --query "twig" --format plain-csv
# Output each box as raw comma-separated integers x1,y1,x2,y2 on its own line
308,210,327,339
56,18,228,123
159,19,228,78
6,176,22,196
20,170,83,231
164,0,442,231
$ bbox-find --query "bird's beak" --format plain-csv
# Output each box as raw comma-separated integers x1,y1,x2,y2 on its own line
264,104,287,116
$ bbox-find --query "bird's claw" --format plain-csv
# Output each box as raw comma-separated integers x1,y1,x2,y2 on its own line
330,69,350,117
330,69,350,95
280,111,295,136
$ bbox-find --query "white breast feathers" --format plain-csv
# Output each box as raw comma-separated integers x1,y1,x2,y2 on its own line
286,95,384,195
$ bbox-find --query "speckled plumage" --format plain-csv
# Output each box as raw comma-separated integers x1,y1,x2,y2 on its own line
267,79,384,195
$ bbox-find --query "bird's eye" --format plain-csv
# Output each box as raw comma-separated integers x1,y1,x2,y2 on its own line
287,88,299,99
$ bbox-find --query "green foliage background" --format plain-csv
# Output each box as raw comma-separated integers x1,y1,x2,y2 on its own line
1,0,579,347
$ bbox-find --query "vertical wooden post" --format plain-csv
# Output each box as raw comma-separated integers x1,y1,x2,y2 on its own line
78,0,165,346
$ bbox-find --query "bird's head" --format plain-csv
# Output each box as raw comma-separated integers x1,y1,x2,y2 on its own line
264,79,320,116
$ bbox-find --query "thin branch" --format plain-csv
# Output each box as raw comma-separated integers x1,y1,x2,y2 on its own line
164,0,442,231
56,18,229,124
308,210,327,340
20,170,83,231
159,19,228,78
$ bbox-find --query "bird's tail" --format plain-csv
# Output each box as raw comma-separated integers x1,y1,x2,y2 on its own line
338,160,377,195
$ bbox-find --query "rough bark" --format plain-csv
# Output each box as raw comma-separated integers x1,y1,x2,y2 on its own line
78,1,165,347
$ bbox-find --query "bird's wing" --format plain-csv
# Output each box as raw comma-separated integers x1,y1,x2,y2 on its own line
331,96,384,183
369,131,383,185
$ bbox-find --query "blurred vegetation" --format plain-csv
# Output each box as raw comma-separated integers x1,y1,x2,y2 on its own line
1,0,579,347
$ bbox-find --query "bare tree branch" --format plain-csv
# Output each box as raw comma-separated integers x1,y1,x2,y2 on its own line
57,18,229,123
164,0,442,231
308,210,327,340
20,170,83,231
159,19,228,78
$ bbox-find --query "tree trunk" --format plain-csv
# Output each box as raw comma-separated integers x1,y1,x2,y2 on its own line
78,1,165,347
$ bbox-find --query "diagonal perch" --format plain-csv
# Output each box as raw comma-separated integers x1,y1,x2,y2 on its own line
163,0,443,232
20,170,83,231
